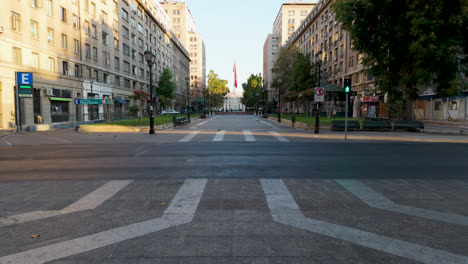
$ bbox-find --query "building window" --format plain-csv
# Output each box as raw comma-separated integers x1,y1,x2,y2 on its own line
122,26,129,38
131,17,136,27
46,0,53,16
74,64,80,77
434,101,441,111
30,20,38,38
137,23,143,33
32,52,39,69
84,0,89,11
73,14,79,29
62,61,69,75
102,31,109,45
85,44,91,58
12,47,22,65
47,27,54,45
123,43,130,55
60,7,67,23
449,101,458,110
104,52,110,66
115,76,120,86
48,57,55,72
92,47,98,60
92,24,97,38
103,73,109,84
84,21,90,34
114,38,119,49
30,0,39,8
113,1,118,13
114,57,120,69
123,61,130,72
61,34,67,49
74,39,80,54
124,79,130,88
91,2,96,16
11,12,21,32
121,8,128,21
113,19,118,30
138,38,143,48
101,11,108,24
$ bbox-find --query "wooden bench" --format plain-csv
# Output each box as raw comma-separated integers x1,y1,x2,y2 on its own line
393,120,424,132
362,120,392,131
331,120,361,131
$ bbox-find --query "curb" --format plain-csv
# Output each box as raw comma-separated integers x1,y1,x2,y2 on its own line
79,123,174,133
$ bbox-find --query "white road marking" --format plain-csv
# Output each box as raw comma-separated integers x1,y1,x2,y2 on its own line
178,131,200,142
260,179,468,264
0,180,133,227
4,141,12,146
261,120,277,129
0,179,207,264
243,130,255,142
194,120,208,128
336,179,468,226
212,130,225,142
269,131,289,142
49,138,72,143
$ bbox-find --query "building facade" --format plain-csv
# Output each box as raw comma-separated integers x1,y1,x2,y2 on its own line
263,2,315,106
0,0,190,129
160,0,206,100
285,0,382,118
223,91,244,112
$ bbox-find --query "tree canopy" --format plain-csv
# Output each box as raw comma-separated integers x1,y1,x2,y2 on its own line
157,68,176,110
207,70,229,108
291,52,316,92
241,74,263,108
333,0,467,102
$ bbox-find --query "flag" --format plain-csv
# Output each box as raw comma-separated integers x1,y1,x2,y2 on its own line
233,61,238,88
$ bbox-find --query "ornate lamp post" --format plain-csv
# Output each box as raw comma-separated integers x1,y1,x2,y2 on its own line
315,50,323,134
185,77,190,122
144,50,156,135
277,78,283,122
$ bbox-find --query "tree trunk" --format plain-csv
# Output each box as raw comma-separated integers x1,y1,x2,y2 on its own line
405,84,414,121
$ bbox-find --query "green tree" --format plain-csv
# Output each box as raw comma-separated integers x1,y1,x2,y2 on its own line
207,70,229,108
271,46,297,97
129,90,149,119
291,52,316,92
333,0,467,119
241,74,263,109
157,68,176,111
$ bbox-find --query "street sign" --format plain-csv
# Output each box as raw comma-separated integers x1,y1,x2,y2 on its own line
16,72,33,98
74,98,113,105
315,87,324,102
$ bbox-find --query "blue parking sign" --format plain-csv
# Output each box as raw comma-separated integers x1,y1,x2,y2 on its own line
17,72,33,85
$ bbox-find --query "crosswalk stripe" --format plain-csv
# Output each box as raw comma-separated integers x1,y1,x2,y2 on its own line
212,130,225,142
260,179,468,264
243,130,255,142
178,131,200,142
336,180,468,226
0,180,133,227
193,120,208,128
270,131,289,142
0,179,207,264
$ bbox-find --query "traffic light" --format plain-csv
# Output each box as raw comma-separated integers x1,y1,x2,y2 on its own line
344,78,351,93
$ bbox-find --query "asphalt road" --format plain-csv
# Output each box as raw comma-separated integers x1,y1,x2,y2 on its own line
0,115,467,264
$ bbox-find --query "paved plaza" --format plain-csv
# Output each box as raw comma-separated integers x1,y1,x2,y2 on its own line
0,115,467,264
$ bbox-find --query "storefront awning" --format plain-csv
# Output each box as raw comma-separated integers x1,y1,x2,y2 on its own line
115,98,128,104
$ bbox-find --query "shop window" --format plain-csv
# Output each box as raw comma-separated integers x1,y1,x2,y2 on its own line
434,101,441,111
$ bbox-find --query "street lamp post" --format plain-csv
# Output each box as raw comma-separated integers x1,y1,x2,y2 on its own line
144,50,156,135
185,77,190,122
315,51,322,134
203,84,207,117
277,78,283,122
255,93,260,116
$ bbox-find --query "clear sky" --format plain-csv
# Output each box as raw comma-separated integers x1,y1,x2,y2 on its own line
186,0,288,93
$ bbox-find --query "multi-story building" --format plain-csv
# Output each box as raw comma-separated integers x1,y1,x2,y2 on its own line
263,2,316,104
273,1,317,46
0,0,189,130
263,34,280,101
160,0,206,100
285,0,381,118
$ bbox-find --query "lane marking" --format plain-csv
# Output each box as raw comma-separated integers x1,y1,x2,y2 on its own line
0,179,207,264
193,120,208,128
0,180,133,227
261,120,278,129
178,131,200,142
4,141,12,146
269,131,289,142
243,130,255,142
336,179,468,226
260,179,468,264
212,130,225,142
49,138,72,143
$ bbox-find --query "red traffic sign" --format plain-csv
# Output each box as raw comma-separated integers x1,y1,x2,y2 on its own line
315,87,325,102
